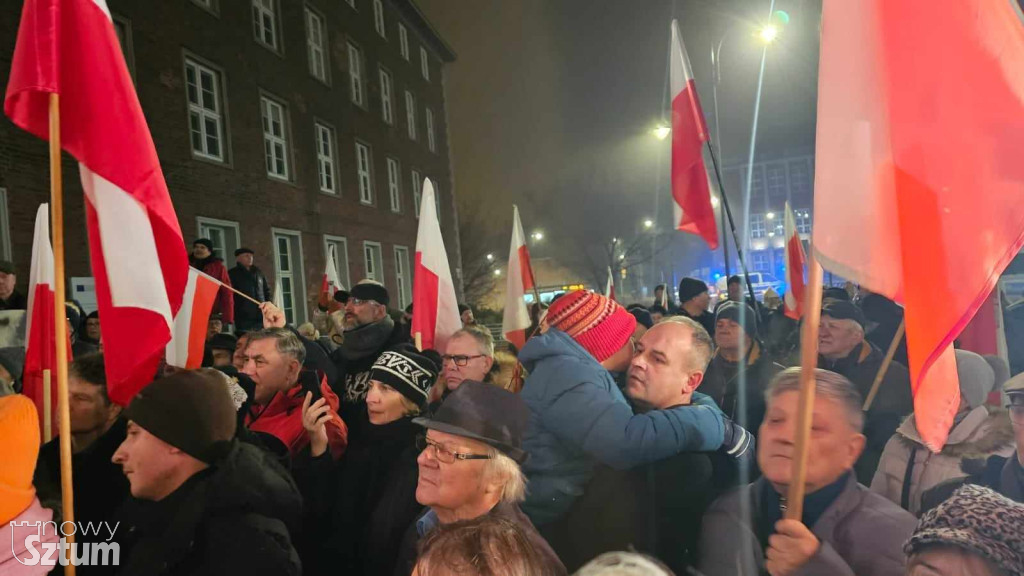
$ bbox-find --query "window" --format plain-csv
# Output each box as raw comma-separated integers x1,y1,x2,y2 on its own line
252,0,279,52
379,68,394,125
411,169,422,217
273,229,306,325
363,241,384,283
752,251,770,274
348,43,364,106
766,162,787,202
345,0,355,7
196,217,240,262
405,91,416,140
373,0,386,38
796,209,812,234
324,236,351,291
355,141,373,204
184,58,225,162
430,178,442,222
419,46,430,80
192,0,217,12
394,246,412,309
261,95,289,180
425,107,436,152
314,122,337,194
0,189,11,261
386,157,401,212
750,213,766,239
112,15,135,79
305,8,328,83
748,165,766,198
398,23,409,60
789,159,812,200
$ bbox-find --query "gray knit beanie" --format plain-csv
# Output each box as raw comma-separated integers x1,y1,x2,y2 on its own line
954,349,994,409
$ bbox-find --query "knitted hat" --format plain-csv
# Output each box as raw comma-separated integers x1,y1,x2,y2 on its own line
678,277,709,304
715,300,757,338
0,260,14,275
546,290,636,362
905,484,1024,576
0,394,39,523
124,369,238,463
369,348,439,408
954,349,994,409
193,238,214,251
208,332,238,352
350,280,390,307
234,247,254,256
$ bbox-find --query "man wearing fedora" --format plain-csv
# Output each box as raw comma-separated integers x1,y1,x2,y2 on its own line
393,380,566,576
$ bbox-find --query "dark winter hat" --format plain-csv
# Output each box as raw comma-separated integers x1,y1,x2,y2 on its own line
823,286,851,302
905,484,1024,576
64,304,81,332
333,289,351,304
124,369,237,463
234,247,254,256
193,238,214,251
208,333,238,352
414,380,529,463
821,300,866,329
0,260,13,275
369,349,439,408
678,277,709,304
727,275,741,286
715,301,757,338
629,307,654,329
458,303,471,314
350,281,390,307
86,310,99,320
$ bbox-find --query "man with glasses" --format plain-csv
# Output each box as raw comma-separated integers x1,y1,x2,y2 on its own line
393,380,567,576
440,327,494,391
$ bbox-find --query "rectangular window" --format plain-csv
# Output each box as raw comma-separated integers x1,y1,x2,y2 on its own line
348,43,364,106
411,170,422,217
112,15,135,80
788,159,812,200
386,158,401,212
750,213,766,239
355,141,373,204
425,107,436,152
0,189,12,261
430,178,441,222
197,217,241,262
184,58,225,162
752,251,770,274
394,246,412,309
261,96,289,180
379,68,394,125
314,122,337,194
766,162,787,202
398,23,409,60
405,91,416,140
324,236,351,291
273,230,306,325
252,0,279,51
419,46,430,80
373,0,386,38
363,241,384,283
305,8,328,83
796,209,812,234
749,165,766,198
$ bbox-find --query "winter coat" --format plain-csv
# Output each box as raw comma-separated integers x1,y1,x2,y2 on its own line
517,329,726,526
920,451,1024,514
229,264,272,332
190,256,234,324
680,308,716,338
698,474,916,576
115,441,302,576
0,290,28,310
245,370,348,461
328,317,408,426
295,416,422,576
819,341,913,483
871,407,1015,515
701,341,783,432
0,498,60,574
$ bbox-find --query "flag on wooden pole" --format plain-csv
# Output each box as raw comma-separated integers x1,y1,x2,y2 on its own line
166,268,221,369
411,179,461,352
782,202,807,320
318,244,345,313
604,266,615,301
502,205,536,349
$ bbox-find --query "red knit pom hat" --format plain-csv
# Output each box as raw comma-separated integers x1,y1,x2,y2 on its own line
546,290,637,362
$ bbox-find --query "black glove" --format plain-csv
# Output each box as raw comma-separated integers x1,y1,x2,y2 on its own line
720,417,754,460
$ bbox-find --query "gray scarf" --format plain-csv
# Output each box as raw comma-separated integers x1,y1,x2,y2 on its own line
339,315,395,361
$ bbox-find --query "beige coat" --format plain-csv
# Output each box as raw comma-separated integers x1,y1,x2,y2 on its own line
870,406,1015,515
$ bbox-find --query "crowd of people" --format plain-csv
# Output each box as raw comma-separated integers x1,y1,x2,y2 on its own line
1,246,1023,575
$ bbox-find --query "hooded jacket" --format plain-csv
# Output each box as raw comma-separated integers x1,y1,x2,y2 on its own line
518,329,726,526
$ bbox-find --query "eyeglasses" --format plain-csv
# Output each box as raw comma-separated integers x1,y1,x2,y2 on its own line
348,297,378,307
441,354,486,367
416,434,492,464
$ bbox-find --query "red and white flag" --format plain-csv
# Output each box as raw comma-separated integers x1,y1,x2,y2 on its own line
5,0,189,405
318,244,345,312
670,20,718,250
166,268,221,370
22,204,70,440
604,267,616,302
502,205,537,349
814,0,1024,450
782,202,806,320
411,179,461,352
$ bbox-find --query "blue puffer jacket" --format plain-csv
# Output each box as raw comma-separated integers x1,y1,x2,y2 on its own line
519,329,726,526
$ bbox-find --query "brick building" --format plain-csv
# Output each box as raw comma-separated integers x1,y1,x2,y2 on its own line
0,0,460,325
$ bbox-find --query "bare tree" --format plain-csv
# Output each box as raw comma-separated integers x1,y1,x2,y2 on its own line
457,199,505,307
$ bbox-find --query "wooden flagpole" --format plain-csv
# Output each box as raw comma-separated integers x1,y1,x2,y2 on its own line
784,246,824,521
49,93,77,575
42,369,52,443
863,319,906,411
223,282,262,306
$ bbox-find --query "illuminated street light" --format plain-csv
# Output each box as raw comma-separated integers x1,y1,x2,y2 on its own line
759,24,779,43
711,196,720,208
486,253,494,261
532,231,544,241
643,219,654,229
766,212,776,220
612,237,618,244
493,268,502,276
619,254,626,261
653,125,671,140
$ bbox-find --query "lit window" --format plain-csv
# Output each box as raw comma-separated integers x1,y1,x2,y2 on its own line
305,8,328,82
348,43,364,106
356,141,373,204
379,68,394,125
261,96,289,180
252,0,279,51
750,213,766,239
184,58,225,162
314,123,337,194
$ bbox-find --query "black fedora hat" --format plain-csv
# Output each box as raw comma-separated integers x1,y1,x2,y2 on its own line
413,380,529,463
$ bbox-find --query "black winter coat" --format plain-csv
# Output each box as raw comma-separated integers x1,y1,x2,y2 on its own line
921,454,1024,513
114,441,302,576
229,264,272,331
701,342,783,433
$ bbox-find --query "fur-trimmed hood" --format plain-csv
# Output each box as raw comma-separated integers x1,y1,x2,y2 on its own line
896,407,1015,458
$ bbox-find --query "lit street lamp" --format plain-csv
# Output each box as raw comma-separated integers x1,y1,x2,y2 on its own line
759,24,779,43
711,196,720,208
531,231,544,241
643,219,654,229
486,253,494,261
652,124,671,140
766,212,775,220
493,268,502,276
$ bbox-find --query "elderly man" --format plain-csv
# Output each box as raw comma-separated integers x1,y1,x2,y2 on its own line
441,327,494,393
394,380,566,576
818,301,913,482
209,333,238,368
242,328,347,461
229,247,273,332
189,239,234,326
698,368,916,576
0,260,27,310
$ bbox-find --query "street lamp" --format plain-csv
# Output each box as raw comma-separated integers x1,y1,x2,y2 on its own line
532,231,544,241
758,24,779,44
486,253,494,261
766,212,775,220
493,268,502,276
711,196,720,208
643,219,654,229
652,124,671,140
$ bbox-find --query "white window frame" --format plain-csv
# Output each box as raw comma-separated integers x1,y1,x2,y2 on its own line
305,7,328,83
192,0,218,13
405,90,416,140
394,245,412,309
261,95,290,180
184,57,226,162
379,68,394,125
252,0,280,52
363,241,384,283
430,177,442,222
272,228,307,325
314,122,337,194
0,189,12,261
386,157,401,213
752,251,770,273
750,213,766,239
355,141,374,205
411,169,422,218
348,42,364,106
196,216,241,262
398,23,409,60
323,235,352,291
796,210,812,234
373,0,386,38
419,46,430,80
425,107,436,152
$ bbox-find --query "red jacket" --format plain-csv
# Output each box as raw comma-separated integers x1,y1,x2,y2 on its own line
191,256,235,324
246,372,348,460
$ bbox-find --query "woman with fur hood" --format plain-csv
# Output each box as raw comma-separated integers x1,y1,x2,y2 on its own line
870,350,1015,515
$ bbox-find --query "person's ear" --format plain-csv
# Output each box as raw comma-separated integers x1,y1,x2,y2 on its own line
288,358,303,381
107,403,123,425
483,356,494,373
847,433,867,468
684,370,704,394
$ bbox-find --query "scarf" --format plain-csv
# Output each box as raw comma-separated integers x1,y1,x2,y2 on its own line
339,315,395,361
756,472,851,550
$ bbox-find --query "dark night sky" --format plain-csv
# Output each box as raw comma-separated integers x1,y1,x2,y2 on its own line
417,0,821,279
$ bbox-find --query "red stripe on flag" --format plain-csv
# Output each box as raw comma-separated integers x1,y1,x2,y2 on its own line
518,244,535,293
185,274,220,369
412,252,441,351
671,84,718,249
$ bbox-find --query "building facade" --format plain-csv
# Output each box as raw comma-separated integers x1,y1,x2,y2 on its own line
0,0,460,325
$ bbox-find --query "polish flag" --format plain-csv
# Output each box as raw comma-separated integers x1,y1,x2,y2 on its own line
782,202,807,320
814,0,1024,450
22,204,70,440
411,179,461,352
319,244,345,312
670,20,718,250
604,267,616,302
502,206,537,349
5,0,188,405
166,268,221,369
